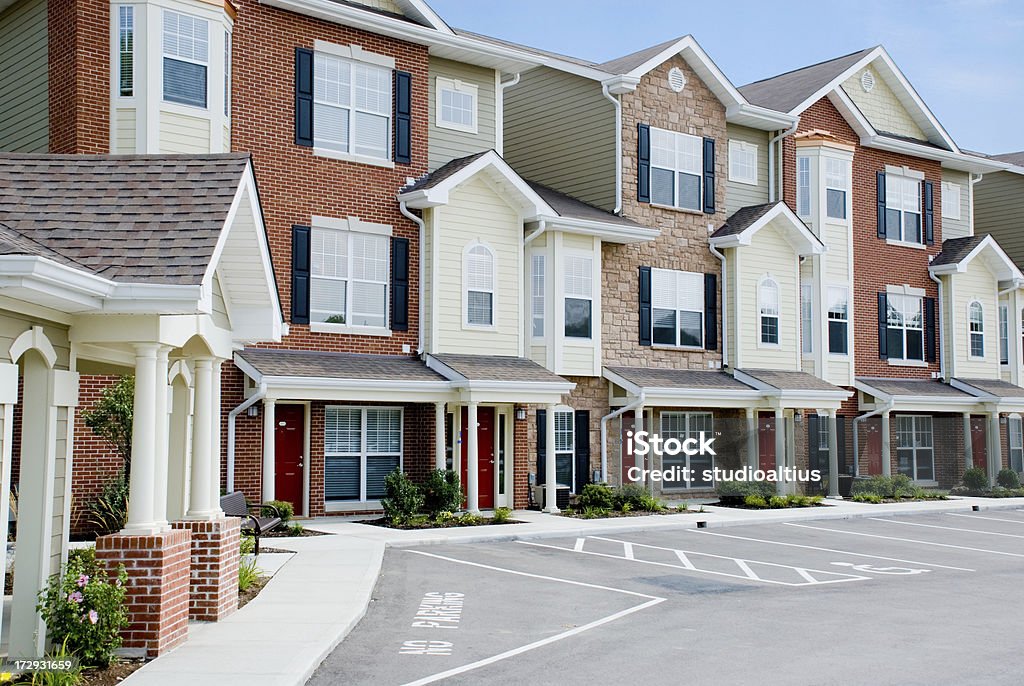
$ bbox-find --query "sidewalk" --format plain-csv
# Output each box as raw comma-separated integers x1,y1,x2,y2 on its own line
122,495,1024,686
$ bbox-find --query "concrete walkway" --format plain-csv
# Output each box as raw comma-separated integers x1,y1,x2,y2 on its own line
121,495,1024,685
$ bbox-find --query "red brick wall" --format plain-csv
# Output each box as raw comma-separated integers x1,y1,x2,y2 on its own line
48,0,109,153
171,517,240,622
71,375,125,535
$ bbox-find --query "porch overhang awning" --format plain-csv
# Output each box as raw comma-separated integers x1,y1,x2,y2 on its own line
425,353,575,404
235,349,454,403
603,367,762,409
733,368,851,410
950,377,1024,413
855,377,980,413
709,201,825,256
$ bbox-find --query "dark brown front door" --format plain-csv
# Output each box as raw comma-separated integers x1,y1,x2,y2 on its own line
758,414,776,472
971,416,987,472
461,407,495,509
275,404,305,515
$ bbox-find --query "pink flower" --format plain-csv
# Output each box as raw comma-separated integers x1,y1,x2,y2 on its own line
88,610,99,625
76,574,89,588
67,591,83,604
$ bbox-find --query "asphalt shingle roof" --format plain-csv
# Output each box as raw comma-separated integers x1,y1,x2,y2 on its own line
0,153,249,285
857,377,974,398
991,151,1024,166
236,349,446,382
738,48,875,113
607,367,754,390
930,235,987,267
711,202,781,238
400,151,490,193
526,181,641,227
739,369,846,393
431,354,569,383
954,378,1024,398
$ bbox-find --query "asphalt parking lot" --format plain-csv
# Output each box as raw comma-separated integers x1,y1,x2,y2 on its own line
310,509,1024,686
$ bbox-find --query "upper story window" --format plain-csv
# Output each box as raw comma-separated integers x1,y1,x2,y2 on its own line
651,127,702,211
824,157,849,220
652,268,703,348
969,301,985,358
436,77,477,133
827,286,849,354
163,10,209,109
758,277,780,345
728,140,757,185
886,293,924,361
117,6,134,97
311,227,389,328
314,53,392,160
564,255,593,339
796,156,811,217
942,182,961,220
465,243,495,327
1000,304,1009,365
885,173,922,243
531,253,545,338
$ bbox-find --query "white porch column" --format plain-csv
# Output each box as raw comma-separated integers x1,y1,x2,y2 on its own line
881,410,892,477
745,407,758,470
209,359,224,513
262,397,276,502
634,406,645,484
774,408,786,495
466,402,479,513
544,403,558,513
452,405,462,477
0,364,18,652
963,413,974,470
827,410,840,498
124,344,159,532
989,412,1002,486
166,374,192,522
434,401,446,470
152,347,170,530
187,358,216,518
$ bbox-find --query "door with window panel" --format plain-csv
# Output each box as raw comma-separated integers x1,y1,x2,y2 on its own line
896,415,934,482
660,412,714,489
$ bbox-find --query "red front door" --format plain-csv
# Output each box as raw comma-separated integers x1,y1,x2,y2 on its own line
971,416,987,472
865,419,883,475
758,414,776,472
274,404,305,515
461,407,495,509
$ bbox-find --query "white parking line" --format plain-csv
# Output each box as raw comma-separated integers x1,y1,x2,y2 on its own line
867,517,1024,539
947,513,1024,525
687,529,975,572
785,523,1024,558
573,537,586,552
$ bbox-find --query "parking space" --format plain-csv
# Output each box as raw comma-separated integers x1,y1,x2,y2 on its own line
310,510,1024,686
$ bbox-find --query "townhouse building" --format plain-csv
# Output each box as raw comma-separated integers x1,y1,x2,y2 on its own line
974,152,1024,272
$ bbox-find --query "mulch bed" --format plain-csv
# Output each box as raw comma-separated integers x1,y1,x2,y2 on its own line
358,517,523,530
238,575,270,609
262,527,330,537
711,501,830,510
80,660,146,686
559,508,696,518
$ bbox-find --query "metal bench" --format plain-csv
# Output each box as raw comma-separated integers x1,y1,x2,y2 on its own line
220,491,282,555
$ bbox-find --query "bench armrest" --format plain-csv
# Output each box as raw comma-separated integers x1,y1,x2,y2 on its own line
247,503,282,519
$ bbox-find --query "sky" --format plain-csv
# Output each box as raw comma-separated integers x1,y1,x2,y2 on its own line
429,0,1024,155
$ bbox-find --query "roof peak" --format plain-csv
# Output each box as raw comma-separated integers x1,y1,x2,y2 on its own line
740,46,877,89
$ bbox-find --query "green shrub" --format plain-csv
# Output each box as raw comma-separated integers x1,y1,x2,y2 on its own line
240,534,255,556
619,501,633,514
578,483,615,510
852,474,914,499
381,469,423,525
768,495,787,508
852,493,882,504
238,556,261,592
433,510,455,525
997,469,1021,489
716,479,776,504
580,507,609,519
83,476,129,537
492,507,512,524
37,548,128,668
266,500,294,523
744,494,768,508
614,484,651,511
636,493,665,512
422,470,463,518
80,376,134,477
30,638,84,686
287,522,304,536
963,467,988,491
457,512,482,526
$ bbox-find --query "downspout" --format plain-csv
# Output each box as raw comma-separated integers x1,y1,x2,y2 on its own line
495,72,520,157
709,243,728,368
851,400,892,478
524,219,546,246
969,173,983,235
227,383,266,493
768,120,800,203
929,271,946,381
400,201,426,354
601,83,622,214
600,391,645,483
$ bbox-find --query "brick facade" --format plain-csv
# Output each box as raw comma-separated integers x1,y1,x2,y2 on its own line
47,0,109,154
171,518,241,622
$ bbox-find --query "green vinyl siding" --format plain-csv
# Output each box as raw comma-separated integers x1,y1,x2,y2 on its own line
428,57,497,171
0,0,48,152
725,124,770,214
975,171,1024,267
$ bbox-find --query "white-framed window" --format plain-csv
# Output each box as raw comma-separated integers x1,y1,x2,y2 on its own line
1000,304,1009,365
564,255,593,339
969,300,985,358
436,77,477,133
824,157,849,220
885,173,923,243
310,228,389,328
818,417,830,451
465,243,495,327
758,276,780,345
650,127,702,211
224,30,231,117
554,408,575,490
162,10,209,108
117,6,134,97
660,412,714,489
896,415,934,482
942,181,962,220
827,286,849,354
887,293,924,361
531,253,545,338
728,140,757,185
1009,415,1024,473
652,268,704,348
324,406,402,502
313,52,391,160
796,156,811,217
801,281,813,354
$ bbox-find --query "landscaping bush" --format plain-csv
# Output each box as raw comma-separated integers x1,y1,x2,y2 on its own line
266,500,294,523
613,483,650,511
997,469,1021,490
744,494,768,508
852,493,882,504
963,467,988,491
238,557,261,592
381,470,424,525
716,479,776,504
422,469,463,518
83,476,129,537
492,507,512,524
578,483,615,511
37,548,128,668
31,638,83,686
852,474,913,499
240,534,255,556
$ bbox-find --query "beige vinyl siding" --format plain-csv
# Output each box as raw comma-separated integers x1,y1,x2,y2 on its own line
950,261,1000,378
223,124,231,152
941,169,971,240
504,67,616,211
558,233,599,376
347,0,404,15
114,109,137,154
428,57,496,171
0,0,48,152
159,111,212,153
726,247,740,366
423,214,433,351
975,171,1024,266
529,344,546,366
50,406,70,576
211,274,230,328
725,125,770,214
0,310,71,368
434,177,521,356
840,65,926,141
821,222,852,384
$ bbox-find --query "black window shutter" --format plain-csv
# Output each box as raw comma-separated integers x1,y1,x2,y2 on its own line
876,172,886,239
704,273,718,351
924,296,937,363
390,236,409,331
877,292,888,360
295,48,314,147
702,137,716,214
836,419,846,475
807,414,821,473
536,409,547,486
394,70,412,164
573,410,591,493
638,266,652,346
637,124,651,203
291,225,311,324
923,180,934,245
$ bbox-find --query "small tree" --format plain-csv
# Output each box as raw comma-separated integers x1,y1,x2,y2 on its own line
81,376,134,480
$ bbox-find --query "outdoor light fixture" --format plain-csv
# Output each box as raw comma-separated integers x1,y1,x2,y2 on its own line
515,407,527,420
247,405,259,417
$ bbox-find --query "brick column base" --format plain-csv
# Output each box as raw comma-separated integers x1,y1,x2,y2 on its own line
171,517,241,622
95,529,191,658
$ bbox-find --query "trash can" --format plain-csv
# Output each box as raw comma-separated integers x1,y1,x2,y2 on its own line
838,475,854,498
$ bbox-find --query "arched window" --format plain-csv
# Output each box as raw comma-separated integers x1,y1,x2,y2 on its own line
465,243,495,326
759,277,780,345
968,301,984,358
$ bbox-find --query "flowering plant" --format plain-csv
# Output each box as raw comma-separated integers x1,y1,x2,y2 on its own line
37,548,129,667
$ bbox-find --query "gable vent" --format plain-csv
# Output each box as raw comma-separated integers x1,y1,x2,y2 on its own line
860,70,876,93
668,67,686,93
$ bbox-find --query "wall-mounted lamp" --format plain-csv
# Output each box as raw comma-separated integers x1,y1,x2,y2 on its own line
247,405,260,418
515,407,527,421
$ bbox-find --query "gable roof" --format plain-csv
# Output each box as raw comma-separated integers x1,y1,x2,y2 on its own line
525,181,642,229
992,151,1024,166
928,235,987,268
710,201,824,255
236,349,447,382
929,234,1023,281
739,48,874,114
